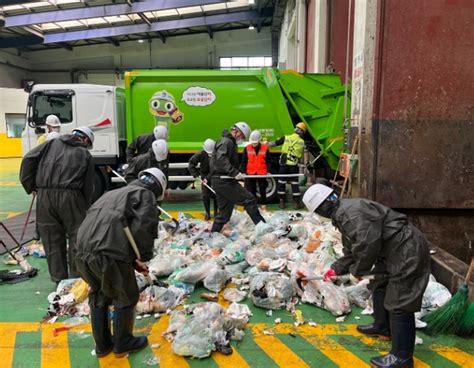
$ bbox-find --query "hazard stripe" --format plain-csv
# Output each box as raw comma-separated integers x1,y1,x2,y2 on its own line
431,345,474,367
0,322,37,367
41,323,70,368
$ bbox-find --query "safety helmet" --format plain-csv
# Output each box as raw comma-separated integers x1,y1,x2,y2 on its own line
150,90,175,104
203,138,216,154
153,125,168,140
138,167,167,201
72,126,94,149
45,114,61,127
233,121,251,140
249,130,261,144
302,184,334,213
152,139,168,162
46,131,60,141
295,122,307,133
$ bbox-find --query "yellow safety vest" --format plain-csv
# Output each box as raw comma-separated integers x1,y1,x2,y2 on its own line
281,133,305,166
37,133,48,145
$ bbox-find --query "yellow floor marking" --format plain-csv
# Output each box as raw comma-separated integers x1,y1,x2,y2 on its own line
167,210,205,219
41,323,71,368
213,350,250,367
253,333,310,367
5,211,21,218
0,181,21,186
98,352,131,368
304,334,370,367
0,322,38,367
148,314,190,368
431,345,474,367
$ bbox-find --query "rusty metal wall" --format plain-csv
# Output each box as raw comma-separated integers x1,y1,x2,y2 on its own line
327,0,354,80
372,0,474,209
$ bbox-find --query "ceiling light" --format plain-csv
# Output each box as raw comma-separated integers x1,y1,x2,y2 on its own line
248,25,255,30
138,39,144,43
248,0,255,4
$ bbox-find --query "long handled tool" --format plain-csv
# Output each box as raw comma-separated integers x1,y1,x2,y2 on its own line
198,177,216,195
123,226,154,287
156,205,180,235
107,166,127,184
220,174,304,179
302,274,375,282
20,193,36,242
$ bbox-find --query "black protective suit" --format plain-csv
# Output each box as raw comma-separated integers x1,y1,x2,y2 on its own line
330,198,430,312
124,150,169,183
20,135,95,282
125,133,155,163
188,149,217,217
75,181,158,308
209,130,264,231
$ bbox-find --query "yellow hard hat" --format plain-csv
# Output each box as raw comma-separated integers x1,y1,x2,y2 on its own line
295,122,307,132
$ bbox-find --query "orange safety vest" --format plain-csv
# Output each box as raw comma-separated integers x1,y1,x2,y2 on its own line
246,143,268,175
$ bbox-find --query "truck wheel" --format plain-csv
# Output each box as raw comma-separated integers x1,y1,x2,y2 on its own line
258,177,278,203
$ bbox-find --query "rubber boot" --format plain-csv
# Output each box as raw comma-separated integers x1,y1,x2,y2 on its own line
294,198,304,210
211,221,224,233
279,198,286,209
112,307,148,358
370,311,415,368
90,307,113,358
204,212,211,221
357,291,391,340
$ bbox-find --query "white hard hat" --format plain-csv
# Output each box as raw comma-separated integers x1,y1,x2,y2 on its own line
153,125,168,140
249,130,261,144
302,184,334,213
45,114,61,127
152,139,168,162
46,131,60,141
203,138,215,154
72,126,94,149
233,121,251,140
139,167,167,201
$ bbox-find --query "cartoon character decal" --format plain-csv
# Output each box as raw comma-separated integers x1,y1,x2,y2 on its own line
148,90,184,128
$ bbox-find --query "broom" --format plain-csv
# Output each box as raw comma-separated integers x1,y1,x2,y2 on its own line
422,258,474,335
456,302,474,337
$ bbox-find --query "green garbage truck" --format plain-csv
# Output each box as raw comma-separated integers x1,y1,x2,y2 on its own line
22,68,349,201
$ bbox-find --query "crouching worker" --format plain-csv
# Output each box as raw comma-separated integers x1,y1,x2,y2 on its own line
302,183,430,368
75,168,166,358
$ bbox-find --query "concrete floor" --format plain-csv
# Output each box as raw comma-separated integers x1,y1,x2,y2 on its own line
0,158,473,367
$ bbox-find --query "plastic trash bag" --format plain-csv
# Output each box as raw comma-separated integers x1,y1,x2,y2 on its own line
245,247,278,266
174,261,213,284
224,302,252,330
255,221,275,239
301,280,351,316
344,280,372,308
206,232,232,249
223,288,247,303
224,261,249,277
287,224,307,240
268,211,290,230
250,272,295,310
420,275,451,313
217,241,249,266
203,268,230,293
148,256,184,277
165,310,187,335
136,286,185,314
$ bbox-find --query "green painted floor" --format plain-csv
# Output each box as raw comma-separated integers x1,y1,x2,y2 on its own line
0,158,473,368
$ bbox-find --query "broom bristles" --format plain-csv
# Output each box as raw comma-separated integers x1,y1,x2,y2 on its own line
422,284,469,336
455,302,474,337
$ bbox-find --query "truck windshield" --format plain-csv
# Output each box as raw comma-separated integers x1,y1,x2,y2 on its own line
32,93,73,125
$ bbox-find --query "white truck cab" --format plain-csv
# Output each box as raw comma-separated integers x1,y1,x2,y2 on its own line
22,84,126,162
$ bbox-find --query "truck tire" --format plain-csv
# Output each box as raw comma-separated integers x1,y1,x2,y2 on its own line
256,177,278,204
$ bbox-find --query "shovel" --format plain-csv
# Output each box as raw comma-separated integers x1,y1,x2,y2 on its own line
156,205,180,235
198,177,216,195
107,166,127,184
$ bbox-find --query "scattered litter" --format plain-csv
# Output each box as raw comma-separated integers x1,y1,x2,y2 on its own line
90,349,96,356
308,321,317,327
136,315,143,320
274,318,282,324
415,336,423,345
361,306,374,315
336,316,346,323
36,291,40,295
294,310,304,326
143,314,151,319
415,318,427,329
266,310,273,317
355,316,361,320
151,343,161,349
154,313,160,319
143,354,160,365
263,329,274,336
223,288,247,303
200,292,218,302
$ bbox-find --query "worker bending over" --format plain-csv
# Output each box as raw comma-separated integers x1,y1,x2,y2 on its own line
125,139,169,182
126,125,168,163
269,122,306,209
209,122,265,233
188,138,217,221
240,130,270,209
75,168,166,359
37,114,61,145
20,127,95,283
303,183,430,368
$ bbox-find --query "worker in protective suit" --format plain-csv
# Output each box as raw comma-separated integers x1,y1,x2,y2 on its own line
124,139,169,183
37,114,61,145
126,125,168,163
20,127,95,283
188,138,217,220
240,130,271,209
75,168,166,359
209,122,266,233
268,122,306,209
302,183,430,368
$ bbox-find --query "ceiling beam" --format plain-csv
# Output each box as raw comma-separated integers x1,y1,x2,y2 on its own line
43,8,272,44
0,0,39,5
0,35,43,49
4,0,224,27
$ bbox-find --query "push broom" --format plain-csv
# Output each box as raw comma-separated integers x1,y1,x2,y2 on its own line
422,257,474,335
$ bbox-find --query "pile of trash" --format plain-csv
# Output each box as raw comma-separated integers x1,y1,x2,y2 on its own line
39,209,454,357
44,278,90,322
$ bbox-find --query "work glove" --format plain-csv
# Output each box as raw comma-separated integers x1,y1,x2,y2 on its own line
202,178,208,185
235,172,245,180
134,259,149,276
323,268,337,282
